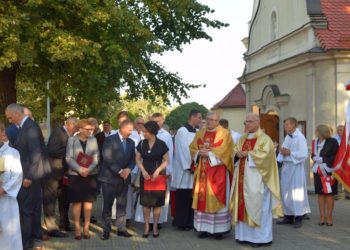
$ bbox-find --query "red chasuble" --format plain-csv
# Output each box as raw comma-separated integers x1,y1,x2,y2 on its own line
196,130,226,212
237,138,257,221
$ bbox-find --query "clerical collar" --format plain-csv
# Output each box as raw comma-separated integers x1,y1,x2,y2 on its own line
184,123,196,133
247,132,256,139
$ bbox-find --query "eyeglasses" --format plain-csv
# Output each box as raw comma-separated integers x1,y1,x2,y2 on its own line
136,122,144,125
206,118,219,122
82,128,94,131
243,120,258,125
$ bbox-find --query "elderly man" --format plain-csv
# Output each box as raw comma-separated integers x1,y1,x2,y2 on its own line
333,124,345,145
190,111,233,240
5,103,50,250
43,118,78,235
231,113,282,247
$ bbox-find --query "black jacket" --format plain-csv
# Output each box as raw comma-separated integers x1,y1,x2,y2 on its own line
46,126,69,179
13,118,51,181
312,137,339,173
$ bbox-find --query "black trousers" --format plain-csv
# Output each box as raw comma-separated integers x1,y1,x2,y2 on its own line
285,215,303,222
42,178,70,231
102,181,128,234
173,189,194,228
17,181,42,250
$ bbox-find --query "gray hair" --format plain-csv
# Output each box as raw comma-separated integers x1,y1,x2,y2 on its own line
5,103,24,114
66,117,78,126
246,112,260,121
206,111,220,120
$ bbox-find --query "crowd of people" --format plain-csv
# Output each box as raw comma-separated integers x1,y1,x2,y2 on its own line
0,103,345,249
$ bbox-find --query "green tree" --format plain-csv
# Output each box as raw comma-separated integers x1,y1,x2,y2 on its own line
106,96,171,128
0,1,227,120
165,102,208,130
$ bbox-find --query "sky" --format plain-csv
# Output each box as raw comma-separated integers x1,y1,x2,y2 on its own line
155,0,254,109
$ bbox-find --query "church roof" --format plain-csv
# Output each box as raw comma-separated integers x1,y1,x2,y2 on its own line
212,84,246,109
314,0,350,50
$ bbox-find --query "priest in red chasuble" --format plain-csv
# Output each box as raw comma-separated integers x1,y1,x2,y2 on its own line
190,112,233,240
230,113,283,248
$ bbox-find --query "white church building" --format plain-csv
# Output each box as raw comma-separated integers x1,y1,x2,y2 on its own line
240,0,350,145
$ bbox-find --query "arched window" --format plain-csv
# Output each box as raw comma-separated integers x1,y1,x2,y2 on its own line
270,11,277,41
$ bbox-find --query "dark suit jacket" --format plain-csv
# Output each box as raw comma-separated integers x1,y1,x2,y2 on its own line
312,138,339,173
13,117,51,181
98,133,135,186
46,126,69,179
95,131,107,161
5,124,19,146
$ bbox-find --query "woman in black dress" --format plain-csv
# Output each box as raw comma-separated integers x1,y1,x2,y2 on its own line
135,121,169,238
311,124,339,226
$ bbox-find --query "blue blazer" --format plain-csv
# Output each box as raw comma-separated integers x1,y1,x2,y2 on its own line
98,133,135,185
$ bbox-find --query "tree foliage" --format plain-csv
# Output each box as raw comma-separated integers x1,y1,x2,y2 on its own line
105,96,171,128
0,0,227,118
165,102,208,130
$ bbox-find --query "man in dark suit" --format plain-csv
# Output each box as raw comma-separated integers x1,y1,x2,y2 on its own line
43,117,78,237
95,120,112,197
95,120,112,157
5,103,51,250
5,106,33,145
99,119,135,240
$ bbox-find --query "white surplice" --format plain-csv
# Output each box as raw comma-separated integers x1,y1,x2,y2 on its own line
278,128,311,216
230,130,242,144
171,126,196,189
135,128,173,223
234,134,273,243
0,144,23,250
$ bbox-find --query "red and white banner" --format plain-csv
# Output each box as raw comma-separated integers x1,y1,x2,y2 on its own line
333,81,350,192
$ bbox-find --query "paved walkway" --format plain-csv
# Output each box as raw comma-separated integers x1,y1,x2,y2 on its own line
43,194,350,250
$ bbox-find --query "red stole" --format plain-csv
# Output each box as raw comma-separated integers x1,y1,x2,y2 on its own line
196,130,225,212
237,137,257,221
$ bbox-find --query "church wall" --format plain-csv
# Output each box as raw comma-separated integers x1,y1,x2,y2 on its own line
247,0,319,73
249,0,310,53
314,60,337,129
335,58,350,127
214,108,246,134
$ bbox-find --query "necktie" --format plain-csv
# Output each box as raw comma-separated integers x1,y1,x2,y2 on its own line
288,134,293,138
122,138,127,152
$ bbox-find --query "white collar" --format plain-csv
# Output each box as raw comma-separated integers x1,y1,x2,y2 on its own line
63,126,70,136
19,116,29,128
118,131,125,141
247,132,256,139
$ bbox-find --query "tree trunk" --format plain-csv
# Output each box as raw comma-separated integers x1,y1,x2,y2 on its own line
0,67,17,121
